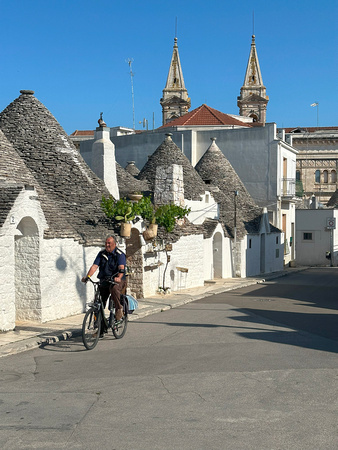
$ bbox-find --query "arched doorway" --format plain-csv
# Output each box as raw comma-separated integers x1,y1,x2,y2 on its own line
213,232,223,278
15,217,41,322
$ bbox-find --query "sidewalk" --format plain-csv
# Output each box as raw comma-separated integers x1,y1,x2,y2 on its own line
0,267,305,358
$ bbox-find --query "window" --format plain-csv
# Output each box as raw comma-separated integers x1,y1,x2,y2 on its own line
249,239,252,249
315,170,320,183
276,249,279,258
303,232,313,241
331,170,337,183
323,170,328,183
296,170,301,181
276,236,279,244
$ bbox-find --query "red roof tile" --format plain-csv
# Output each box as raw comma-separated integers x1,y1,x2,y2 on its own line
159,104,251,128
70,130,94,136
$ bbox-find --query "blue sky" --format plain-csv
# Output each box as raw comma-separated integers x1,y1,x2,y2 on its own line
0,0,337,134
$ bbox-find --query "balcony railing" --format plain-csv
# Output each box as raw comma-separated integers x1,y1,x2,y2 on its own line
281,178,296,198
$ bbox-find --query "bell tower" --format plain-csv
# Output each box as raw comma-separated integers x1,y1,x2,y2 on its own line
160,37,191,125
237,35,269,125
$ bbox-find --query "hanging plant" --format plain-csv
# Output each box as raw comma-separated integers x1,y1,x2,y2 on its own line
154,203,191,232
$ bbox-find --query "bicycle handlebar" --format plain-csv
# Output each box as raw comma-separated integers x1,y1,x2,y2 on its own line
85,273,119,285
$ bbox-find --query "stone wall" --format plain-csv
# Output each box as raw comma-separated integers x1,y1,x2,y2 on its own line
154,164,184,206
126,228,144,299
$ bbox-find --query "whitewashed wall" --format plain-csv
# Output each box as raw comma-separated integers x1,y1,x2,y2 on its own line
296,209,338,266
142,233,205,297
203,224,232,280
185,191,219,224
39,240,102,322
0,187,47,331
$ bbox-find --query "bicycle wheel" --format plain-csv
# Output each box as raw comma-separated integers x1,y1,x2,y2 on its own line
82,308,101,350
112,313,128,339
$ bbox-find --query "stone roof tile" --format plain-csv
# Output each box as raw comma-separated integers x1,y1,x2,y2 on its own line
0,184,22,227
138,134,207,201
195,138,263,238
0,90,112,244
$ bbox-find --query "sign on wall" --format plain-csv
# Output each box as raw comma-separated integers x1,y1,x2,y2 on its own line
326,217,336,229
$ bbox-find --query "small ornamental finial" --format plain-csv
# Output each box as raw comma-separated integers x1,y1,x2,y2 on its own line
98,112,106,127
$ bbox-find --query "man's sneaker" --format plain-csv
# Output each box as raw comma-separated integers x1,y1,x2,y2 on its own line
115,308,123,321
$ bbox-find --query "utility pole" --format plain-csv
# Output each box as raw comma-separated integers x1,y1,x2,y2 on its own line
127,58,135,130
234,190,238,276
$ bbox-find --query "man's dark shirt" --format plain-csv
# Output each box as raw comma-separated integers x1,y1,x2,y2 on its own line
93,248,126,280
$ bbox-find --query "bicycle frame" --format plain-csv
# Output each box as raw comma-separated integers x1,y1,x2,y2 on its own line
86,279,111,331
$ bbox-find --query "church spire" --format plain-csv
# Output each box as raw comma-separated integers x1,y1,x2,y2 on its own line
160,37,191,125
237,34,269,125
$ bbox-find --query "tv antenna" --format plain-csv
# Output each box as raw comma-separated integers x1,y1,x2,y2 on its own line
126,58,135,130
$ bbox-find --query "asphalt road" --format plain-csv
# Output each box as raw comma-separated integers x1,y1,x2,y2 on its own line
0,267,337,449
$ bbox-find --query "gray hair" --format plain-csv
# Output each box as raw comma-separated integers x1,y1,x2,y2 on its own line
105,235,116,243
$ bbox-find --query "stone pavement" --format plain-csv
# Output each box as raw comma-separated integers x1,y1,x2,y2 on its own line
0,267,305,358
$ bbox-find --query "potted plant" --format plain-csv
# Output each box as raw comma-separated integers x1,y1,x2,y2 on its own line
115,206,135,237
132,195,158,241
128,191,143,202
143,216,158,241
101,196,135,238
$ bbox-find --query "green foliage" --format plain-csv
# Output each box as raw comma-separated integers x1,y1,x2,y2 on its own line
101,195,191,231
132,195,155,222
101,196,135,222
154,204,191,232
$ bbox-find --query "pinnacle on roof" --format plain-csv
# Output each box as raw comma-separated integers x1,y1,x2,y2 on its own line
164,37,187,91
160,37,191,125
159,104,251,128
237,34,269,124
138,133,206,201
243,35,265,88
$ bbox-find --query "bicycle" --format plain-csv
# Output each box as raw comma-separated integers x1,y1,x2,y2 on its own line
82,277,128,350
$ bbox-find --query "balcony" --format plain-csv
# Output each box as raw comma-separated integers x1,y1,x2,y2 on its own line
281,178,296,198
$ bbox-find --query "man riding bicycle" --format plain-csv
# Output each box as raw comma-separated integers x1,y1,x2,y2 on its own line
82,235,127,324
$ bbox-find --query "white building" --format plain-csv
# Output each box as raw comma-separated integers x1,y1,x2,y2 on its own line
296,209,338,267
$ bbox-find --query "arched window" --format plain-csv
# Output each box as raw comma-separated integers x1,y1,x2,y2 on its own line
323,170,328,183
315,170,320,183
331,170,337,183
296,170,301,181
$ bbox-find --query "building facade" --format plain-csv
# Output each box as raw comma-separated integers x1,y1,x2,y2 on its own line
281,127,338,206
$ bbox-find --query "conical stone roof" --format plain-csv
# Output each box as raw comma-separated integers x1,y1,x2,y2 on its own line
0,90,112,244
125,161,140,177
0,129,69,233
116,163,148,198
138,133,206,201
195,137,263,237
